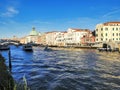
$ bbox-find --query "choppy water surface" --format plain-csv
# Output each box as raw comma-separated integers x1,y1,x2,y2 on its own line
1,45,120,90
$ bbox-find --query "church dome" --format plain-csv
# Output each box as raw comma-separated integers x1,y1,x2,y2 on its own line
29,27,38,36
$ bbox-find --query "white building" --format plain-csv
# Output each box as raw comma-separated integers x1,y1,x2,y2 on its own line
45,31,58,46
95,22,120,43
45,28,92,46
64,28,90,46
55,32,66,46
25,27,41,44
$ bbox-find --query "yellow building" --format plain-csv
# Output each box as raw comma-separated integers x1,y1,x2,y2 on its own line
95,22,120,43
20,36,26,44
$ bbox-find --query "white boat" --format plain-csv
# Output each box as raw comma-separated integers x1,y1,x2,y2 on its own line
23,44,33,51
0,44,10,50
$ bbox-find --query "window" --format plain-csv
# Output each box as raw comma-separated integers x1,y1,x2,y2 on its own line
96,29,98,31
101,38,103,41
116,38,118,40
105,28,108,30
116,28,118,30
96,34,98,37
116,33,118,36
106,38,107,40
113,33,114,36
106,33,107,36
101,28,103,31
96,39,98,41
101,33,103,37
113,28,114,30
113,38,114,40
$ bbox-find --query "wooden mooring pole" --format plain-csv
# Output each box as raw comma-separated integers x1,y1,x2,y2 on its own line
8,49,12,71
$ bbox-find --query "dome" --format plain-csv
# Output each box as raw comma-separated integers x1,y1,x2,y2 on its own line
29,27,38,36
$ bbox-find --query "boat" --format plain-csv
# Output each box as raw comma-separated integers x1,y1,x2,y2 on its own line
44,45,52,51
97,47,112,52
23,44,33,51
0,44,10,50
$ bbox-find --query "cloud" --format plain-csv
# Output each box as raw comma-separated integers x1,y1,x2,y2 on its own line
1,6,19,17
102,8,120,18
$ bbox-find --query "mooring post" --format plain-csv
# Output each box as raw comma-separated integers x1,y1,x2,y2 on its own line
8,49,12,70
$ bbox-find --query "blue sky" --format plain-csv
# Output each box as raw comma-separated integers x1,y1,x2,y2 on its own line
0,0,120,38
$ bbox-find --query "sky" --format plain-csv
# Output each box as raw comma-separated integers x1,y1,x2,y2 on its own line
0,0,120,38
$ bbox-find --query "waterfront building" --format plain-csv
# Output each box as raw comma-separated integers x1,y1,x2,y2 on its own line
55,32,67,46
45,31,58,46
38,33,46,45
64,28,91,46
37,28,94,47
81,31,95,46
20,36,26,44
95,22,120,43
25,27,41,44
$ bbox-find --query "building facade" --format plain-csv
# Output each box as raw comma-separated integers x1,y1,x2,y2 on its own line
38,33,46,45
64,28,92,46
25,27,41,44
81,31,95,46
55,32,66,46
45,31,58,46
54,28,94,47
95,22,120,43
20,36,26,44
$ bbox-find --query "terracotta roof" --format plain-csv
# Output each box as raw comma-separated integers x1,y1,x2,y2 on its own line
70,28,82,31
69,28,90,32
45,31,58,34
103,21,120,25
74,29,91,33
62,31,67,33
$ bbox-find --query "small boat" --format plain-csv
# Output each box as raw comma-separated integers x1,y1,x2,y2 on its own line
0,44,10,50
23,44,33,51
44,45,52,51
97,48,112,52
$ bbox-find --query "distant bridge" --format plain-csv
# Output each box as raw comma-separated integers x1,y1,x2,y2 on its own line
0,39,20,45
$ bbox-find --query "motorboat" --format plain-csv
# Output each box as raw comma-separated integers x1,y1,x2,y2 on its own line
23,44,33,51
0,44,10,50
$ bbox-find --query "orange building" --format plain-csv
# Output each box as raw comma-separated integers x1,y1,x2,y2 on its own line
37,33,46,45
81,31,95,46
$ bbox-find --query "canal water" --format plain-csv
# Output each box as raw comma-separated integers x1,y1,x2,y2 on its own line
1,45,120,90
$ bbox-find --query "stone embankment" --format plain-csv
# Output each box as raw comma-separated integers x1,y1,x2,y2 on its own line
0,54,14,90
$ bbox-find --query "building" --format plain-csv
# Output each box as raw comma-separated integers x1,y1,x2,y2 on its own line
64,28,91,46
25,27,41,44
55,32,66,46
81,31,95,46
45,31,58,46
20,36,26,44
46,28,94,47
95,22,120,43
38,33,46,45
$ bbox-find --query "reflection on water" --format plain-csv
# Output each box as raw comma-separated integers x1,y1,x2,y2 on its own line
1,45,120,90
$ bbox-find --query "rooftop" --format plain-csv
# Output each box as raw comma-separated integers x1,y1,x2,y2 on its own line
103,21,120,26
29,27,39,36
